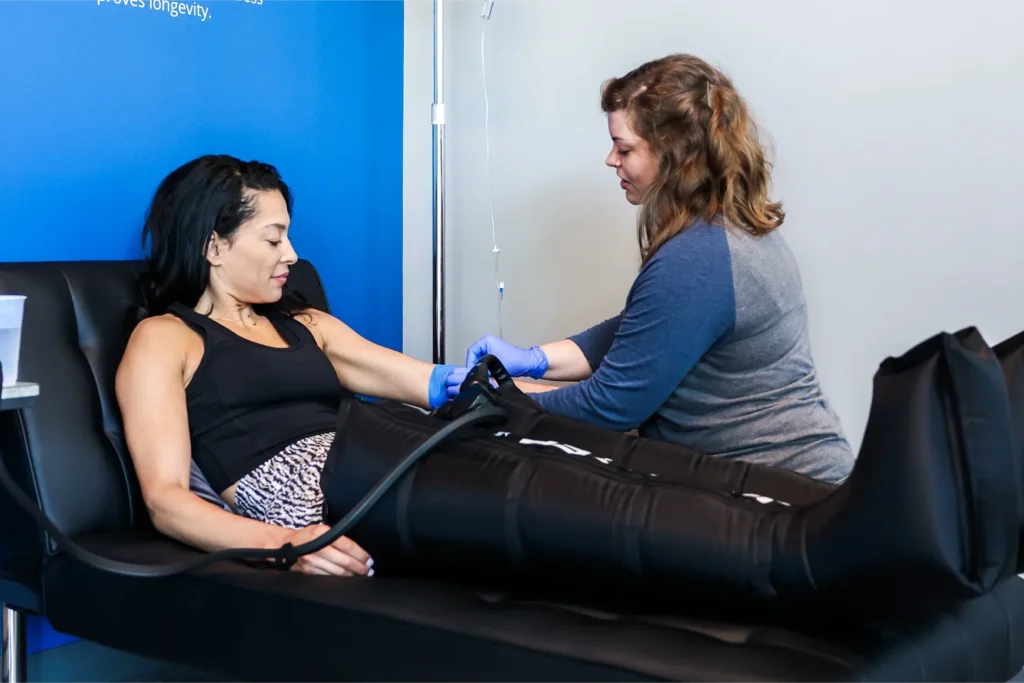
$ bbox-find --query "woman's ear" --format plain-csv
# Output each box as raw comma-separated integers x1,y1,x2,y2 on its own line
205,233,224,267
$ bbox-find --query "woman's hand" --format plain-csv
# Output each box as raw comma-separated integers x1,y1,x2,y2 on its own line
466,335,549,379
280,524,375,577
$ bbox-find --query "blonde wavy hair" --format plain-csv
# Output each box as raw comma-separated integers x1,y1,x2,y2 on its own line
601,54,784,264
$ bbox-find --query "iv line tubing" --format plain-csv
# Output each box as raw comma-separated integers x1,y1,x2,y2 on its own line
481,18,503,337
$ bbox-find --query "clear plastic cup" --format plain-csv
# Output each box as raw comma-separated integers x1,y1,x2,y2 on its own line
0,295,26,387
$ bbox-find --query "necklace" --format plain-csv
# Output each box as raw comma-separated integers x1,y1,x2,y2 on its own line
210,314,258,326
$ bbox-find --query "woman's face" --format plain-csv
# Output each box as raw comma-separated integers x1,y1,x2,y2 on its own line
605,110,658,205
206,189,298,305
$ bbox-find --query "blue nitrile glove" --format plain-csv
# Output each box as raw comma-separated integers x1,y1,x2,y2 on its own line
428,364,459,409
446,366,471,399
446,365,503,399
465,334,549,379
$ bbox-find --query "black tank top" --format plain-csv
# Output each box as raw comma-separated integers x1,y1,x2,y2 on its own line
167,302,348,493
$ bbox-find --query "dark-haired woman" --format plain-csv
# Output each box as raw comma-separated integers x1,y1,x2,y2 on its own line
453,54,854,484
116,155,459,577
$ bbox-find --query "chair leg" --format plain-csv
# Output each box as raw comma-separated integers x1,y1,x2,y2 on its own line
1,604,26,683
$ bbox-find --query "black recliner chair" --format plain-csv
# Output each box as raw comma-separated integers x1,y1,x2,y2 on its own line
2,258,1024,682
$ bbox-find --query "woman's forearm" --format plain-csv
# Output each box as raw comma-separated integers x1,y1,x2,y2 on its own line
538,339,593,381
514,378,562,394
148,485,289,554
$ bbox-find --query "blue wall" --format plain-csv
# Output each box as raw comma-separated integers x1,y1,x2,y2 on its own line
0,0,404,349
0,0,404,653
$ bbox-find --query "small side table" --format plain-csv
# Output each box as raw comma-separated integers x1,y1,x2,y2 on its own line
0,384,38,413
1,381,38,683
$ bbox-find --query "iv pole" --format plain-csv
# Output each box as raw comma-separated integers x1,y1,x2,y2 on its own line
431,0,446,364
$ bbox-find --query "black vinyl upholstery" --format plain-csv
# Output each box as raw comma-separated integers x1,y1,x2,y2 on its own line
2,258,1024,681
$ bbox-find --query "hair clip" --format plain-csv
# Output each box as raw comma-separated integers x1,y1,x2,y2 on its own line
705,80,713,107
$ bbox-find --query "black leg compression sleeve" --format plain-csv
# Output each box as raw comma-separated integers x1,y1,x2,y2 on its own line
321,328,1020,620
480,383,839,508
994,330,1024,572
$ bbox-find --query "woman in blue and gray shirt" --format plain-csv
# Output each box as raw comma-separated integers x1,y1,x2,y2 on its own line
449,53,854,484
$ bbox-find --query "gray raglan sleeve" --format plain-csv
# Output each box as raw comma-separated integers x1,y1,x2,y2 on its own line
530,225,736,431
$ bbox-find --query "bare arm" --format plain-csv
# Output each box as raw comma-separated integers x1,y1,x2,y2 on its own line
537,339,594,382
513,378,562,394
303,309,437,408
116,317,288,551
115,316,370,575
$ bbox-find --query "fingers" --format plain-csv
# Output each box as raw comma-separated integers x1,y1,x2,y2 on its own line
295,545,369,577
285,527,374,578
446,366,500,397
332,535,372,565
466,334,498,367
446,367,470,396
319,545,373,576
292,561,335,576
466,342,485,368
294,554,354,577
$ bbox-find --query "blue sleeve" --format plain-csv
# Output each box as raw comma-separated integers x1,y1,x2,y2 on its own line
568,314,623,371
531,225,736,431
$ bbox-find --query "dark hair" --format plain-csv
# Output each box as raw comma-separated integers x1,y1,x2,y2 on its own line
138,154,308,317
601,54,784,264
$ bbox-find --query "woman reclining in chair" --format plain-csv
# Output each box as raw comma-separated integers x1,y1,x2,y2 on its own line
116,155,461,578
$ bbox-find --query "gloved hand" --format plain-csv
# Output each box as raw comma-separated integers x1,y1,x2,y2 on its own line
445,366,471,399
445,365,503,400
466,335,549,379
427,364,460,409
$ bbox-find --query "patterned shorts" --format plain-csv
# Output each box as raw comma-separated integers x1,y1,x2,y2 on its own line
234,431,336,529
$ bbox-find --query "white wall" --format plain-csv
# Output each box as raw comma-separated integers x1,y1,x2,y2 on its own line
403,0,435,364
404,0,1024,453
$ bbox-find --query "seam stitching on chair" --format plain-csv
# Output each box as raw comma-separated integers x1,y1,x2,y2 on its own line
60,266,138,528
